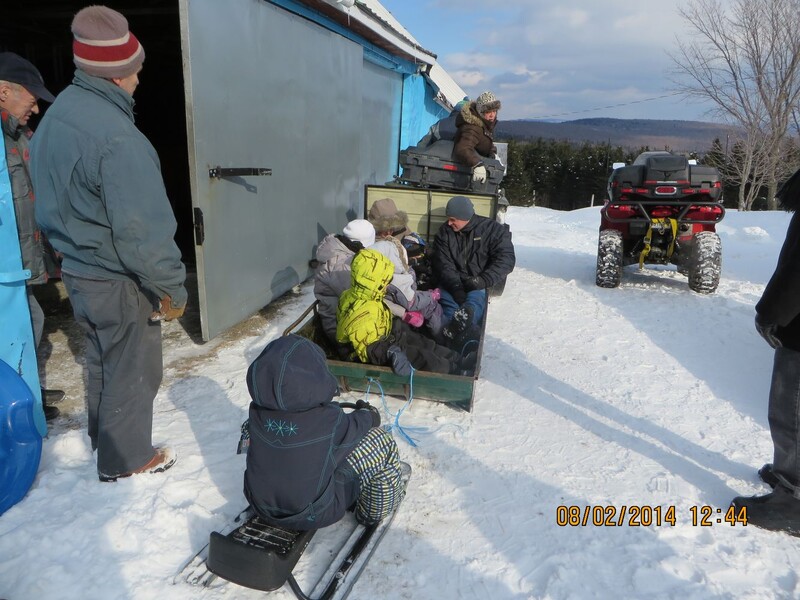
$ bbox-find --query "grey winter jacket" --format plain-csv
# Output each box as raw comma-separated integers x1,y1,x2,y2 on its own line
314,234,358,341
30,70,186,307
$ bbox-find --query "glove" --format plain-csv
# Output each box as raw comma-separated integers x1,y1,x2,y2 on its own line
150,295,185,322
430,288,441,302
463,276,485,291
356,400,381,427
386,345,413,377
403,311,424,327
472,164,487,183
755,313,782,349
452,288,467,304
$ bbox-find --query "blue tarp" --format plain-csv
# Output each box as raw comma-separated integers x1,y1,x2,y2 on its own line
0,148,45,437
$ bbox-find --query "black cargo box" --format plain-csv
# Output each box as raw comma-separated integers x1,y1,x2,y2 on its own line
398,140,504,195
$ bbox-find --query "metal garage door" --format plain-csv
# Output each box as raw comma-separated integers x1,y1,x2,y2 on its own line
179,0,372,340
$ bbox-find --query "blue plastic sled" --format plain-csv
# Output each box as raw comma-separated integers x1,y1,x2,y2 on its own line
0,358,42,516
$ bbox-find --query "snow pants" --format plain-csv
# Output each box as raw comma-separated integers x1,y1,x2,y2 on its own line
768,346,800,497
345,428,404,524
62,274,162,478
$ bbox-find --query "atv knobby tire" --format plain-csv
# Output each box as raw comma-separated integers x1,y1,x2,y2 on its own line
596,229,623,288
687,231,721,294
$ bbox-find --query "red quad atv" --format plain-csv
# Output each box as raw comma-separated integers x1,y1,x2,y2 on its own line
596,151,725,293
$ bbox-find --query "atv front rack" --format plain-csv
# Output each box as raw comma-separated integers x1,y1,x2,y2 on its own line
601,198,725,226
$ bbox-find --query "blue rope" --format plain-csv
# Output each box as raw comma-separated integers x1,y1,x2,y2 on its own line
364,368,462,446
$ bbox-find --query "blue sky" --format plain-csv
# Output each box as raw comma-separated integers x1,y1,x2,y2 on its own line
378,0,719,123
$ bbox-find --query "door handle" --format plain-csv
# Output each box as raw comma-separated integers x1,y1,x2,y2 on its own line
208,167,272,179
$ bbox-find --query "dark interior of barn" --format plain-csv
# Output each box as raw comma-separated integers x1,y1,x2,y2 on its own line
2,1,195,265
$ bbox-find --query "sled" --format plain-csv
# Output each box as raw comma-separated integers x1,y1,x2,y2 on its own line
175,464,411,599
283,300,485,412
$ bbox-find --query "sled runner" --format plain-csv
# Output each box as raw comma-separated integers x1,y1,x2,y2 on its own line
175,463,411,599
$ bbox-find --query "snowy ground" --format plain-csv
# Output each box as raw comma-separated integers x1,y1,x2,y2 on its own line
1,205,798,600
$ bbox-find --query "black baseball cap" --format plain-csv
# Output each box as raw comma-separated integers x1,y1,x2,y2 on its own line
0,52,55,103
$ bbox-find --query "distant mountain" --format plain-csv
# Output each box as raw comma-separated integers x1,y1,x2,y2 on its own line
496,117,738,153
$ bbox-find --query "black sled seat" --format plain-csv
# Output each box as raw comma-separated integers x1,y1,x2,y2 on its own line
207,515,316,592
398,140,504,195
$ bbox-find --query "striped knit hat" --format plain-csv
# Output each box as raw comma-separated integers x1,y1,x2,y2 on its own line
71,5,144,79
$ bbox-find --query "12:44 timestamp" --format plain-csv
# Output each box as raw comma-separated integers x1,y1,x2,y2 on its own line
690,505,748,526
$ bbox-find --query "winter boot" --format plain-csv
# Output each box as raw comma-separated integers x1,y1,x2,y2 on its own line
99,446,177,482
759,463,779,489
442,305,474,343
41,388,65,403
731,485,800,536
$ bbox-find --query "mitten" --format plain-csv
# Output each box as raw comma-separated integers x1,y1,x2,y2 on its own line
755,313,782,349
452,287,467,304
463,276,485,291
356,400,381,427
403,311,424,327
386,345,413,377
430,288,441,302
472,164,487,183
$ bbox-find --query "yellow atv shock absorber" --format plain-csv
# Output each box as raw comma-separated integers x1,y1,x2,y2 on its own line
639,218,679,268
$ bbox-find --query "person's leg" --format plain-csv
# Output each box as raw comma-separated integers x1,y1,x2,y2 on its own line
63,275,163,477
27,287,61,419
463,289,487,326
344,428,403,524
27,287,44,349
769,347,800,495
438,288,459,323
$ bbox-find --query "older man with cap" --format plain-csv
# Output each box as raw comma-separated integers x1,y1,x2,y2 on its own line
0,52,63,421
30,5,186,482
433,195,515,343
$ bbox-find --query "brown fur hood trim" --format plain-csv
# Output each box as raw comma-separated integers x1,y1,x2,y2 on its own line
460,102,497,132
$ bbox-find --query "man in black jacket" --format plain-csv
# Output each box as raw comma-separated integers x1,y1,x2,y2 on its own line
433,195,515,343
731,169,800,535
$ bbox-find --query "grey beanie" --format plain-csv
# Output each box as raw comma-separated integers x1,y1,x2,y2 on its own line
475,91,501,114
446,196,475,221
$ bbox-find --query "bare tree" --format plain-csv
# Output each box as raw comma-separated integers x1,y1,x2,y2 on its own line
672,0,800,209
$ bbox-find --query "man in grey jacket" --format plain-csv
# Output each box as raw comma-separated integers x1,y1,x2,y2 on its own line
0,52,63,421
31,6,186,481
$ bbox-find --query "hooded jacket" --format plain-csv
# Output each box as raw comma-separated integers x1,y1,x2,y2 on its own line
313,233,360,341
243,335,375,530
453,102,497,168
433,215,516,297
30,70,186,307
756,168,800,350
336,249,394,363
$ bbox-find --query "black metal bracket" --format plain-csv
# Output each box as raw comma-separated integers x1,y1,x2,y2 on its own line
209,167,272,179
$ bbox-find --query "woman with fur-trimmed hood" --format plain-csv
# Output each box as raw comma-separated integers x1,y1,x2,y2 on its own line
453,91,501,184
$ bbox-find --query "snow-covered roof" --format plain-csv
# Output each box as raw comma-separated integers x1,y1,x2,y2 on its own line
308,0,466,110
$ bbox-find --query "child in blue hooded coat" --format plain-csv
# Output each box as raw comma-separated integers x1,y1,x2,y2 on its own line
243,334,403,530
